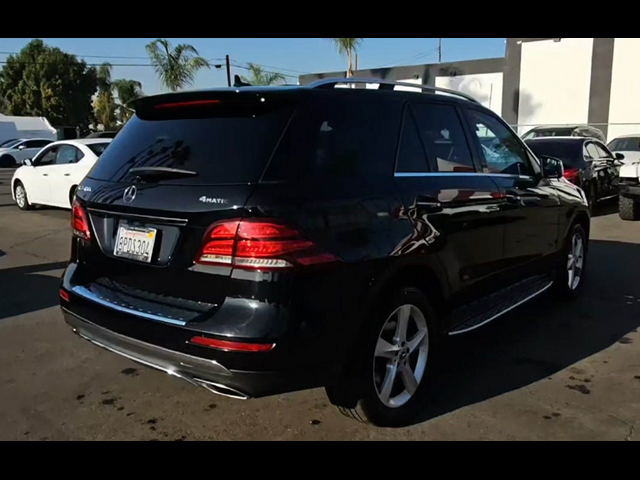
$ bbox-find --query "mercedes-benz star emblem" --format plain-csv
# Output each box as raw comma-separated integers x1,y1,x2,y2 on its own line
123,186,137,204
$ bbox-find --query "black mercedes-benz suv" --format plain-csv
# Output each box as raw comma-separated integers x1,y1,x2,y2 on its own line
60,79,590,427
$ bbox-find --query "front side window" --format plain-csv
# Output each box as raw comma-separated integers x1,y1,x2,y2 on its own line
35,147,59,166
469,110,534,176
594,143,613,159
411,103,475,173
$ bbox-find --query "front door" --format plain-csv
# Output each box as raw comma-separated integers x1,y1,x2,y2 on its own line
48,144,83,208
465,108,561,281
28,145,60,205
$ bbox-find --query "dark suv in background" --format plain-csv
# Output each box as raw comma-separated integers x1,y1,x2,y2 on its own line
60,79,590,427
525,137,622,211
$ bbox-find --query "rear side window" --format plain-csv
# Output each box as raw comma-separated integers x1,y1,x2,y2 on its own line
89,100,295,185
56,145,80,164
396,109,430,174
411,103,475,173
88,143,110,157
264,94,402,181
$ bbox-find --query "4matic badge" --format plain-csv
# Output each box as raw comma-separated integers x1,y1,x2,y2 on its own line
199,196,229,205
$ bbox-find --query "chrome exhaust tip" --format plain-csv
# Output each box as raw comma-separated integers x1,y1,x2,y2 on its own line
194,379,251,400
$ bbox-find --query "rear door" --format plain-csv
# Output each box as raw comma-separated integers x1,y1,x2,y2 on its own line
394,101,507,308
465,108,561,280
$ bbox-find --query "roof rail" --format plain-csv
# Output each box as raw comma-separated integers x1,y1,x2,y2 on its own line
309,77,481,105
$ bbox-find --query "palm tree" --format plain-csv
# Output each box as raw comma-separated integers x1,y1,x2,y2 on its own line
146,39,210,92
241,63,285,86
94,62,117,130
112,79,144,123
327,38,363,77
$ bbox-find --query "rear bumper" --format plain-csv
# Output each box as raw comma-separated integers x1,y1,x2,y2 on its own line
63,308,330,399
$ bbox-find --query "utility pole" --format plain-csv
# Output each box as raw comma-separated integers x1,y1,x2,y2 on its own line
355,54,358,73
439,38,442,63
225,55,232,87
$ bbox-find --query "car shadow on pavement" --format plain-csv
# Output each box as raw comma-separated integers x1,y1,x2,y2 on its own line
0,261,68,321
408,239,640,427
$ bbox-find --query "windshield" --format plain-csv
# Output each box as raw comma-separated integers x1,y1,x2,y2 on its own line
608,137,640,152
89,101,295,185
0,139,20,148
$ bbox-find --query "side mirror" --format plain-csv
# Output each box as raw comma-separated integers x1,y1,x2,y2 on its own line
615,153,625,161
18,145,26,150
22,159,33,166
540,156,564,179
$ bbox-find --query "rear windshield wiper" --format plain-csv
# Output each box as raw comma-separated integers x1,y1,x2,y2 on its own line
129,167,199,180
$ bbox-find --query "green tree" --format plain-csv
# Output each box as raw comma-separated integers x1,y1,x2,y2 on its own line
0,95,8,114
0,39,97,129
93,62,117,130
112,79,144,123
241,63,285,86
327,38,363,78
146,39,210,92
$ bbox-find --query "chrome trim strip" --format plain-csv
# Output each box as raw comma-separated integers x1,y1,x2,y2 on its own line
448,281,554,336
63,309,234,378
71,285,188,327
310,78,482,105
87,208,188,226
395,172,534,180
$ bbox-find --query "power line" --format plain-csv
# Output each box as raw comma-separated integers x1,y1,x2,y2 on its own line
370,47,441,70
232,59,310,75
0,50,227,62
230,63,299,80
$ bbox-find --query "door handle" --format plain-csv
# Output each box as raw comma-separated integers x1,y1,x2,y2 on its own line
42,173,49,177
64,174,71,177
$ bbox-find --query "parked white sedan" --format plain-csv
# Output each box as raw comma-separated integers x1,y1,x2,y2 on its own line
11,139,111,210
0,138,54,167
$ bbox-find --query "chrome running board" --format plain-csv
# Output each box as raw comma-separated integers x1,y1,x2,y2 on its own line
449,280,554,336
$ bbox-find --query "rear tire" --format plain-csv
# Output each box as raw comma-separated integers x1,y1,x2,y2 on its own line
619,195,640,221
554,224,588,300
14,182,32,211
355,287,438,427
0,155,15,168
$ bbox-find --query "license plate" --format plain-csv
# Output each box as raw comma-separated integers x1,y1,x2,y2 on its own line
114,225,157,263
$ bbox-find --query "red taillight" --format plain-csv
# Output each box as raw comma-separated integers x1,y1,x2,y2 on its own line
60,289,70,302
155,99,221,110
71,200,91,241
189,336,275,353
195,219,339,270
563,167,580,184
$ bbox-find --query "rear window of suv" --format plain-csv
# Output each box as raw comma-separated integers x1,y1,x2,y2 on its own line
88,95,296,185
